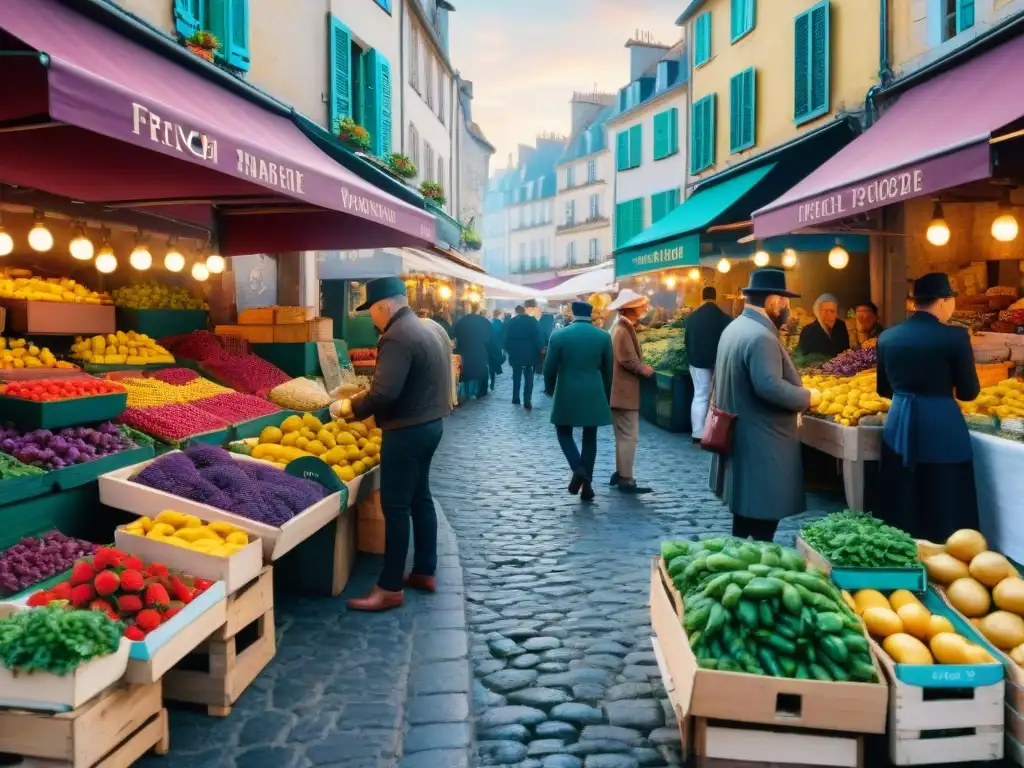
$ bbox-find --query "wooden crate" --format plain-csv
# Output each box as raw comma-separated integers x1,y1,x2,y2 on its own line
272,318,334,343
162,566,276,716
273,306,315,324
0,682,168,767
692,717,865,768
214,324,274,344
237,307,275,325
356,489,385,554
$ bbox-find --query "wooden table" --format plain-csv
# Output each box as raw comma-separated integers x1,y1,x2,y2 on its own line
799,416,882,511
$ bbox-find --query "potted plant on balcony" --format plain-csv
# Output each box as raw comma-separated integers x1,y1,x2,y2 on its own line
337,117,371,153
185,31,220,61
419,181,446,207
387,153,418,180
461,217,482,251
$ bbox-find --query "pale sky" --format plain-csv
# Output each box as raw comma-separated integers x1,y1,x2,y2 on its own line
450,0,685,173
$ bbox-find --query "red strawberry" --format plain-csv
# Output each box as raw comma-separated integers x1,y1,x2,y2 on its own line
193,578,214,592
50,582,72,601
146,562,169,577
26,591,53,607
163,605,183,621
119,570,144,592
124,626,146,641
70,561,95,585
144,583,170,609
89,598,112,613
93,570,120,596
168,576,192,603
117,595,143,614
135,609,161,632
70,584,95,607
92,547,122,570
123,555,144,571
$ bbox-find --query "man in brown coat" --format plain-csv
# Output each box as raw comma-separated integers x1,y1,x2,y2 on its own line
607,289,655,494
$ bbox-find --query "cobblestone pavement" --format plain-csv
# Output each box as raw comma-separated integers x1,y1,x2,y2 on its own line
429,373,844,768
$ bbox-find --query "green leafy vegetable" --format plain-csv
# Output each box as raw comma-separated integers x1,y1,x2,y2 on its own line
800,511,919,568
0,606,123,675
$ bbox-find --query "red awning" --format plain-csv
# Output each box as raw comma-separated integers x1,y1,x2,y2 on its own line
0,0,435,255
752,34,1024,238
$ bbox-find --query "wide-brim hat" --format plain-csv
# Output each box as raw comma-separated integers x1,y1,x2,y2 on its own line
911,272,957,301
741,268,800,299
571,300,593,318
607,288,650,312
355,276,408,311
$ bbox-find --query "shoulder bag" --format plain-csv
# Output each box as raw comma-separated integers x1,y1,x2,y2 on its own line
700,372,737,455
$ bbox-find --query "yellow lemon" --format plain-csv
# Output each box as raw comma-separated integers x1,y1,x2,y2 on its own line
323,447,345,465
334,464,356,482
259,426,283,444
281,432,300,447
349,422,368,437
357,437,368,448
251,444,269,459
336,431,357,447
317,429,337,449
281,415,303,433
363,441,380,457
300,427,316,440
296,436,310,450
352,460,367,475
302,413,323,430
346,445,361,460
305,440,326,456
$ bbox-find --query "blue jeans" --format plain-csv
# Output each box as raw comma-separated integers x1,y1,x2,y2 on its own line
378,419,444,592
512,364,534,404
556,425,597,480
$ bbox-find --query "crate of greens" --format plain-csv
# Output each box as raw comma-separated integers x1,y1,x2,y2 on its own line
798,511,926,591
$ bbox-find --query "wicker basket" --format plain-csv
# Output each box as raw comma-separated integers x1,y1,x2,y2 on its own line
273,318,334,343
214,324,274,344
976,360,1015,388
356,490,385,554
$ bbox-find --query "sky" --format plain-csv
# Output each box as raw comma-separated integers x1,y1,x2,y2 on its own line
449,0,685,173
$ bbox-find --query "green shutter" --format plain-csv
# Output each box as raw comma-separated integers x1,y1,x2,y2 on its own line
957,0,975,31
795,1,830,125
730,68,755,152
174,0,203,38
616,130,629,171
669,188,680,211
729,74,741,152
653,112,666,160
731,0,754,41
651,192,664,225
632,198,645,236
703,94,716,170
227,0,250,70
794,11,810,121
691,98,705,174
668,107,679,155
329,17,352,131
695,12,711,66
629,124,642,168
364,51,393,157
615,201,629,247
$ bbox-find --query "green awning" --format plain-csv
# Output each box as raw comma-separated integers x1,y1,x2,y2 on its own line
614,163,775,278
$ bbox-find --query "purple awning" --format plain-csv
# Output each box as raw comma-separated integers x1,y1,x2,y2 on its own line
751,34,1024,238
0,0,435,254
522,275,572,291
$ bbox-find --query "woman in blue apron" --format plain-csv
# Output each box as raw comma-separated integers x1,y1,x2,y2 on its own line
876,273,981,541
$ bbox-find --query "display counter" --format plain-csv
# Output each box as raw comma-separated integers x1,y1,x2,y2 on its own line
799,416,881,511
971,431,1024,563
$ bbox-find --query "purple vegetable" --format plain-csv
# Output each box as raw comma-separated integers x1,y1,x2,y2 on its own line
821,347,877,377
0,531,98,596
0,421,134,471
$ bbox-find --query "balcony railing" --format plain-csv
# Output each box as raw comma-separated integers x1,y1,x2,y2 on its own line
556,215,609,234
510,220,553,232
558,178,607,193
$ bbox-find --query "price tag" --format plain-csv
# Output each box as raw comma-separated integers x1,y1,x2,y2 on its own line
285,456,344,493
1014,326,1024,335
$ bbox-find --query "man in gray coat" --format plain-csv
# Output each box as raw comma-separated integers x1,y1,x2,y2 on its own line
709,269,819,541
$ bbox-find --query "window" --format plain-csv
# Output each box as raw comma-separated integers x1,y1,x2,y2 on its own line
942,0,975,41
426,57,435,109
729,68,756,152
694,12,712,67
410,23,420,91
651,189,681,224
653,108,680,160
408,124,419,168
424,143,435,181
177,0,250,71
566,166,576,188
794,0,830,125
690,94,716,174
566,241,577,266
731,0,756,42
588,238,599,263
327,18,392,156
364,50,393,157
540,249,549,269
589,194,600,219
328,17,352,130
615,125,642,171
615,198,645,248
565,200,576,226
439,70,447,124
587,160,597,183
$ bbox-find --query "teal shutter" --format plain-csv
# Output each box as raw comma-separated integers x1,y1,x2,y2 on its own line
730,69,755,152
794,1,830,125
329,17,352,131
651,193,665,225
174,0,203,38
691,98,705,174
615,201,628,247
731,0,754,40
729,74,741,152
704,95,716,170
695,12,711,66
632,198,645,236
616,130,629,171
364,51,393,157
957,0,975,31
794,11,810,121
668,108,679,155
809,3,829,117
653,112,666,160
669,188,680,211
629,124,642,168
227,0,250,70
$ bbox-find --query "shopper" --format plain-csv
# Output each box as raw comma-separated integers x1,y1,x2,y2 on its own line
489,309,505,390
876,273,980,542
607,289,655,494
452,306,494,398
543,301,614,501
685,286,732,443
341,277,451,612
711,269,817,541
421,314,458,411
797,293,851,358
502,304,543,408
853,301,885,348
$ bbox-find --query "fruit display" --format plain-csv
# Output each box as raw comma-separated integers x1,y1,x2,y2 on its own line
121,511,250,557
0,607,123,675
821,347,877,377
0,452,48,479
118,402,229,442
921,528,1024,665
848,588,994,665
348,348,377,364
0,275,111,305
958,377,1024,420
268,377,334,411
112,282,208,311
0,532,98,597
0,422,139,469
801,370,890,426
660,537,879,681
800,511,920,568
243,412,381,483
791,350,830,372
0,377,124,402
0,338,73,370
26,547,213,640
159,330,290,394
71,331,175,366
120,369,228,406
133,444,332,526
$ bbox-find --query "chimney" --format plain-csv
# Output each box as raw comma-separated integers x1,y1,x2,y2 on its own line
569,90,616,136
625,29,670,81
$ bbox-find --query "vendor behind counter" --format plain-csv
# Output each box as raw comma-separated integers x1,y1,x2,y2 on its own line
797,293,851,358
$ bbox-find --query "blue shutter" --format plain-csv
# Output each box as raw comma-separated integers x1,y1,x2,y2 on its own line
729,74,741,152
695,12,711,66
329,17,352,131
174,0,203,38
615,202,628,247
632,199,645,236
742,68,755,149
653,112,666,160
809,2,830,117
731,0,754,40
616,130,629,171
651,192,665,225
364,51,393,157
668,107,679,155
629,124,642,168
691,98,705,174
957,0,975,32
227,0,250,71
794,11,811,122
703,95,716,170
730,69,755,152
795,1,830,125
669,188,680,211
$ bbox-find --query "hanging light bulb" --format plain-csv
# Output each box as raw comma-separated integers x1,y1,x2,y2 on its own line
926,200,951,246
438,284,453,300
129,233,152,270
828,240,850,269
467,290,482,304
782,248,798,268
753,249,770,267
28,213,53,253
992,192,1019,242
206,254,226,274
688,267,700,281
164,241,185,272
717,258,731,274
0,218,12,257
95,242,117,274
191,262,210,281
664,276,677,289
69,225,94,261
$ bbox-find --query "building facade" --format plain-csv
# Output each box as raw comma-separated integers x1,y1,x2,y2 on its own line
481,165,517,277
507,138,566,284
456,76,496,262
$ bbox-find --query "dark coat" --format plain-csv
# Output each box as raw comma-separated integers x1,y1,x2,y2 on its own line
685,301,732,370
452,313,494,382
797,319,851,358
432,315,453,338
490,318,505,371
538,314,555,344
543,320,613,427
503,313,543,367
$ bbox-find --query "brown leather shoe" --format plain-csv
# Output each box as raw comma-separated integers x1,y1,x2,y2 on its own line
404,573,437,593
347,586,404,612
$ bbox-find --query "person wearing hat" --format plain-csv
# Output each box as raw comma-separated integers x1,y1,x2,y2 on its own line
685,286,733,443
710,269,819,541
543,300,614,501
606,289,655,493
502,304,544,408
452,304,496,399
797,293,851,358
875,273,980,541
340,277,452,612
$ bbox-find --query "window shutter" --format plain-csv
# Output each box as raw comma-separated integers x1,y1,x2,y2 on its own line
226,0,250,70
632,198,645,236
669,188,680,210
651,193,664,225
616,131,629,171
794,11,810,121
691,99,704,174
729,74,741,152
957,0,975,31
174,0,203,38
376,53,393,157
629,124,642,168
742,68,755,148
328,17,352,131
615,202,627,247
695,13,711,65
704,94,716,170
809,2,830,116
653,112,666,160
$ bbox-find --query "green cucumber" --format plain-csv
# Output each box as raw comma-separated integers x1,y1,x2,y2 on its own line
683,604,712,632
760,550,781,567
795,661,811,679
737,544,762,565
821,655,849,681
758,632,796,656
757,648,783,677
808,663,833,681
689,630,703,649
703,573,734,598
747,564,772,577
721,583,743,609
701,537,727,552
668,555,692,578
742,577,785,600
849,659,878,682
707,553,748,573
781,583,803,615
736,600,759,629
842,631,869,655
730,570,756,587
717,658,742,672
779,547,805,572
814,612,846,634
779,656,798,677
820,635,850,665
697,658,719,670
705,604,728,636
758,600,774,627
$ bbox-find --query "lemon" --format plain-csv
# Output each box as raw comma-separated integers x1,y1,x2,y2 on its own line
305,440,326,456
281,432,299,447
299,427,316,440
370,428,382,438
349,422,368,437
296,436,310,450
251,444,269,459
357,437,368,448
259,426,283,444
363,441,380,457
281,415,304,433
323,447,345,465
346,445,361,460
336,431,356,447
334,464,356,482
302,413,323,430
317,429,337,449
351,460,367,475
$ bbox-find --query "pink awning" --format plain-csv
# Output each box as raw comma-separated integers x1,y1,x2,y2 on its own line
0,0,435,254
752,35,1024,238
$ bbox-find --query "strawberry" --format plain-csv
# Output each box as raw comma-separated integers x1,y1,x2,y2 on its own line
135,609,161,632
92,547,122,570
163,605,183,621
144,583,170,609
26,591,53,607
50,581,72,601
70,584,95,607
119,569,144,592
93,570,120,596
123,555,144,571
193,578,214,592
124,625,146,641
89,598,112,613
146,562,169,577
168,576,192,603
70,561,95,585
117,594,143,614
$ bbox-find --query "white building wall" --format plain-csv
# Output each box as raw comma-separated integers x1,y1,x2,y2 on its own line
508,200,555,277
553,149,613,268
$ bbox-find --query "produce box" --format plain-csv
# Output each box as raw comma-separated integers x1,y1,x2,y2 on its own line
654,371,692,434
0,300,114,336
116,308,208,339
179,427,233,448
0,391,126,431
51,444,155,491
799,414,883,461
797,535,927,592
649,556,888,735
114,526,262,596
215,324,274,344
83,362,176,374
273,318,333,343
252,341,349,378
0,604,131,712
97,452,347,560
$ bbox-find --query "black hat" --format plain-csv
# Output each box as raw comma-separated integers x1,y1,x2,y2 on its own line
912,272,957,301
571,301,593,318
355,276,407,311
741,268,800,298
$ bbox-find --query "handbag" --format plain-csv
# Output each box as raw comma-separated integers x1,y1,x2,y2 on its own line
700,372,737,455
